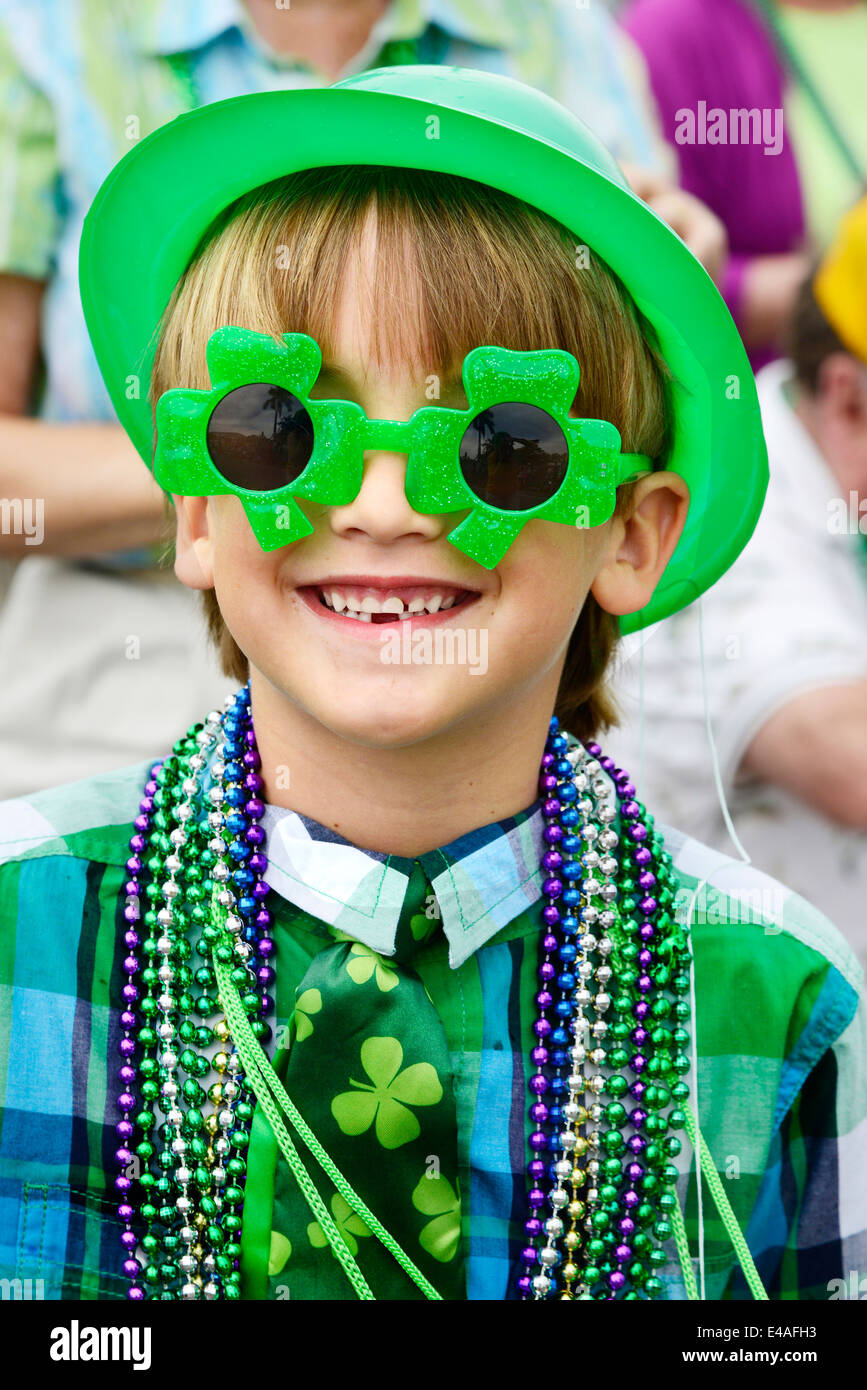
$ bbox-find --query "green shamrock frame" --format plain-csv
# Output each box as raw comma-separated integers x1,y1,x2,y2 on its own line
154,326,652,567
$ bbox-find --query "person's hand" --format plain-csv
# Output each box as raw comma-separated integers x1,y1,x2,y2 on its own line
620,163,728,286
739,251,812,351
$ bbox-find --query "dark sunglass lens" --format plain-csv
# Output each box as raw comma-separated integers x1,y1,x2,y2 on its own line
458,402,569,512
206,383,314,491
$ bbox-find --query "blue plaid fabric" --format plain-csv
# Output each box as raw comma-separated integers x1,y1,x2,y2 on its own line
1,756,866,1299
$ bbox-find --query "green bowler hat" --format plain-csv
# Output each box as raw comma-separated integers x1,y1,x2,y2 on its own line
79,64,767,634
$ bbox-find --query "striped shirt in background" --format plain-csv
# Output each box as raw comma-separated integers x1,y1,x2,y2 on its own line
0,0,668,433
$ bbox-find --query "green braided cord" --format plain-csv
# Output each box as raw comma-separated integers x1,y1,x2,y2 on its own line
214,955,375,1300
683,1107,769,1301
669,1195,699,1300
236,1040,374,1298
212,943,443,1300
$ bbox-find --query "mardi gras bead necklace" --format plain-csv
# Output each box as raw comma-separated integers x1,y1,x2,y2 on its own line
118,687,272,1299
518,728,691,1301
117,690,691,1300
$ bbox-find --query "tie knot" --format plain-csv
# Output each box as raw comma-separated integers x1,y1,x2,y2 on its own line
391,859,441,965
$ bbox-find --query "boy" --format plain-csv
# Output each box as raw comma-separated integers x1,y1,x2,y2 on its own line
0,66,864,1301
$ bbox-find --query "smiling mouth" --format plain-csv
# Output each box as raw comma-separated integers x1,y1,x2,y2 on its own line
300,582,479,623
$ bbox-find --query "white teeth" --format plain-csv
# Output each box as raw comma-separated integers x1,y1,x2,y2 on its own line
360,595,402,614
316,586,465,617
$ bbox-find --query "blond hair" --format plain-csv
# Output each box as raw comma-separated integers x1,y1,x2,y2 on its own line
152,165,670,739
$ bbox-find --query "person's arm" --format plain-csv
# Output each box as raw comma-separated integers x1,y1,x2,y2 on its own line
736,251,812,352
0,274,168,557
0,272,43,415
621,1,807,356
741,679,867,831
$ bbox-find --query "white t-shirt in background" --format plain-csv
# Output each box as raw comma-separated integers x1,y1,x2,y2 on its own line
605,359,867,970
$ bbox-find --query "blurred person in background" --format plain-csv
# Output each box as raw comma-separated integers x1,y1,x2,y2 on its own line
605,195,867,971
621,0,867,370
0,0,724,799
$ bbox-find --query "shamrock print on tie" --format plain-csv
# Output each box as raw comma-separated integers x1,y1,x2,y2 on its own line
331,1036,443,1149
345,942,399,992
292,987,322,1041
411,1173,462,1263
307,1194,372,1257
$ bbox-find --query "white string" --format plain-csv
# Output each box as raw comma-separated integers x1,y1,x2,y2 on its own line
697,596,752,866
682,599,755,1298
630,598,755,1298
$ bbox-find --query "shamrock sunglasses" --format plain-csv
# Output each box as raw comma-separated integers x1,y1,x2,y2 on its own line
154,326,653,568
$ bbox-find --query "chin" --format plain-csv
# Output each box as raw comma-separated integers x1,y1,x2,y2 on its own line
301,679,477,750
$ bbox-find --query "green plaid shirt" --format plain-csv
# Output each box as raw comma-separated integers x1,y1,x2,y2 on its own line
1,752,865,1300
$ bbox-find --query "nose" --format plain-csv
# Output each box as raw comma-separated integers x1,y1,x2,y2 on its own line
327,440,449,545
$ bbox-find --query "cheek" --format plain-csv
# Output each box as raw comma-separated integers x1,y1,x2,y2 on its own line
495,524,598,647
208,505,287,639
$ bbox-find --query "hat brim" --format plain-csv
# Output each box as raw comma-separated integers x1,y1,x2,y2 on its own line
79,65,767,634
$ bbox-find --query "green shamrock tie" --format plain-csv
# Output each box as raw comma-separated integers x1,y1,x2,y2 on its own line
246,860,466,1300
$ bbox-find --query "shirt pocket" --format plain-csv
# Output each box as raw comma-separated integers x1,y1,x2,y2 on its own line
659,1246,737,1300
13,1182,127,1300
691,1248,738,1299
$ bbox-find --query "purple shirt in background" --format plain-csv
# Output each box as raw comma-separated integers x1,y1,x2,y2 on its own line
622,0,805,368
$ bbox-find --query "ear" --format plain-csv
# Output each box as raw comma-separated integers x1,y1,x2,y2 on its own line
173,495,215,590
590,471,690,616
815,351,867,424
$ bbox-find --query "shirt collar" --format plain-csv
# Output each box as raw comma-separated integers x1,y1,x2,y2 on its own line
260,795,546,969
138,0,524,59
